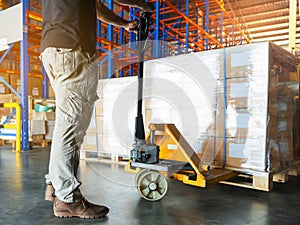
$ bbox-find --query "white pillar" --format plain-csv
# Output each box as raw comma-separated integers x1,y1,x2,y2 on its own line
289,0,297,53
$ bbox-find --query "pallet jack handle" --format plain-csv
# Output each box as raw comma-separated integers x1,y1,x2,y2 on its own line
135,12,153,141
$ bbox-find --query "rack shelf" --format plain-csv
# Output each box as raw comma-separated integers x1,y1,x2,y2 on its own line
0,0,250,150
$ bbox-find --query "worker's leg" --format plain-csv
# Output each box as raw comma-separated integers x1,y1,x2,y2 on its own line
41,47,98,203
74,70,99,150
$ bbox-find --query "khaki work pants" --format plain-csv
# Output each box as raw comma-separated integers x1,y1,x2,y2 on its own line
41,47,98,203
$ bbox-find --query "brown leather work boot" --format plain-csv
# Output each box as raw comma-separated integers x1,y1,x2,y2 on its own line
45,183,56,202
53,197,109,219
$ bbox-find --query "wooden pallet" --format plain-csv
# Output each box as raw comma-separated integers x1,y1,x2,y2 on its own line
220,161,300,191
220,173,273,191
0,139,15,147
28,135,51,148
29,139,52,148
0,135,52,149
288,162,300,176
80,150,130,165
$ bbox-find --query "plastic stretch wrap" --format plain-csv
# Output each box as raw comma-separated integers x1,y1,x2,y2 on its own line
83,42,299,173
144,42,299,173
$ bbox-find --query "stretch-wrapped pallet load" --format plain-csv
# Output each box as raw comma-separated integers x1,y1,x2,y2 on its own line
82,41,299,174
82,77,138,157
144,42,299,173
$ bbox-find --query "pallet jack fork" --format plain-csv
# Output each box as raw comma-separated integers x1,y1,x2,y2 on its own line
126,123,238,201
126,13,237,201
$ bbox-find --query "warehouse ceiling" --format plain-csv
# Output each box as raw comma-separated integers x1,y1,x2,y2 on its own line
0,0,299,51
224,0,300,49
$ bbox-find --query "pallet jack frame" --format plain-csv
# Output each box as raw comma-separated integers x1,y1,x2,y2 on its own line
126,123,238,201
127,12,237,201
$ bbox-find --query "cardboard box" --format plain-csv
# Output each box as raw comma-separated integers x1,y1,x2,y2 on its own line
12,95,34,112
49,85,55,99
45,120,55,140
212,137,267,172
29,120,46,136
9,75,43,97
31,111,55,120
28,76,43,97
95,77,137,156
0,73,11,94
269,98,297,118
83,42,299,173
86,113,102,134
82,132,98,151
94,97,103,117
9,74,20,93
268,116,293,139
99,132,131,156
143,42,298,173
0,94,13,116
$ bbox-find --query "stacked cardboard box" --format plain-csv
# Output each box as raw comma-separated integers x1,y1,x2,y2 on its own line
30,110,55,140
81,42,299,174
0,94,14,116
82,77,137,157
81,103,101,152
144,42,299,173
0,74,11,94
10,74,43,98
0,111,55,142
31,99,56,140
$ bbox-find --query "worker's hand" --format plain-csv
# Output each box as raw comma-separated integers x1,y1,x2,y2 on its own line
124,20,138,32
140,2,155,13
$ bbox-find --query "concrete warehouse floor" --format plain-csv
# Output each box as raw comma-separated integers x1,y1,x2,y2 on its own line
0,147,300,225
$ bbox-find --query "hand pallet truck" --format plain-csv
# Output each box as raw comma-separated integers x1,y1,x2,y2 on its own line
125,12,238,201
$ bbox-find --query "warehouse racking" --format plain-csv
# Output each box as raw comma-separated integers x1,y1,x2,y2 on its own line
0,0,250,150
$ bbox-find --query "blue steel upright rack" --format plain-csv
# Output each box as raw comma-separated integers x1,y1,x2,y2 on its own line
0,0,251,151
